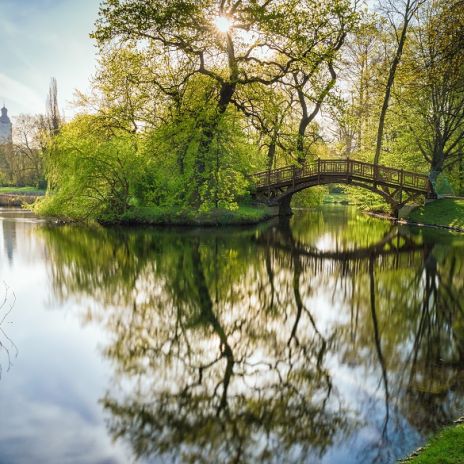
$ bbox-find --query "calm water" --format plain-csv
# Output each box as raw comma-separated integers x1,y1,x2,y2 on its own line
0,206,463,464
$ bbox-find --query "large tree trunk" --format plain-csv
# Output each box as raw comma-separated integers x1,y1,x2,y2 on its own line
429,146,445,187
296,116,310,164
267,138,277,171
218,82,236,114
193,81,236,205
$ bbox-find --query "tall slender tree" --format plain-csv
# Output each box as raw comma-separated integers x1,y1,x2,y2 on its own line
373,0,424,166
46,77,62,136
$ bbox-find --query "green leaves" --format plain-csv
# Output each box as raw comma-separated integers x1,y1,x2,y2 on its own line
37,115,141,220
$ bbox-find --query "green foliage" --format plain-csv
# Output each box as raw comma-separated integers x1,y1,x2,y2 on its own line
291,186,326,208
36,115,142,220
344,186,390,213
35,0,464,220
118,204,275,226
139,81,260,211
37,82,260,221
323,192,352,205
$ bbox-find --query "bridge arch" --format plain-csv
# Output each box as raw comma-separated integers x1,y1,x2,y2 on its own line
252,159,435,216
277,179,401,215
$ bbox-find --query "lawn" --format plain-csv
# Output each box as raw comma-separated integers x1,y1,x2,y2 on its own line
402,423,464,463
408,198,464,230
0,186,45,196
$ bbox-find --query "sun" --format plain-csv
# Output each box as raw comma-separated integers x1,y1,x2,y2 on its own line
214,16,233,33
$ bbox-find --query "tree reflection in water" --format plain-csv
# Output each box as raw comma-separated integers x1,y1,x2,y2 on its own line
0,283,17,379
41,209,464,463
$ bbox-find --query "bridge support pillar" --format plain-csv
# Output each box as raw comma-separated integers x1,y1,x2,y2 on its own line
390,202,403,219
278,195,293,217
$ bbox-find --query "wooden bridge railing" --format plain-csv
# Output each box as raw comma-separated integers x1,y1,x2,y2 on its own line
252,158,431,193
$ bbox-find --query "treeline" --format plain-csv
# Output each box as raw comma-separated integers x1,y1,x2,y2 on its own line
36,0,464,220
0,78,62,188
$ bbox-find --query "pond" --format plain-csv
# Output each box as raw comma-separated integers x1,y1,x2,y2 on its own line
0,206,463,464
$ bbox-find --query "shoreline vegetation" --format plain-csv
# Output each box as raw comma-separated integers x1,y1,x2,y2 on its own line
400,420,464,463
32,201,279,227
113,204,277,226
0,187,45,207
404,198,464,232
3,191,464,232
56,196,464,232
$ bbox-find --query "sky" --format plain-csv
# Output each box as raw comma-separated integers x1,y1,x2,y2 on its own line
0,0,100,118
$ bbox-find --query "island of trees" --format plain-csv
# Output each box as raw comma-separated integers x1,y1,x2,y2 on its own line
1,0,463,224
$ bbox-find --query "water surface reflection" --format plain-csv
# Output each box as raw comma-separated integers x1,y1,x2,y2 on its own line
34,207,464,464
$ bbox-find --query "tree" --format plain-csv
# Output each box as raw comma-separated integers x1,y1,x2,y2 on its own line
13,115,45,185
92,0,358,202
399,0,464,187
289,33,348,164
337,17,385,155
38,115,140,219
373,0,424,166
46,77,62,136
232,82,295,170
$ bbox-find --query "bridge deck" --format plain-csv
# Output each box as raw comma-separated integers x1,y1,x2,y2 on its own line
252,159,432,195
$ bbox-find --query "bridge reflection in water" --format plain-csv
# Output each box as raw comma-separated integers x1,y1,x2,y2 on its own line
40,209,464,464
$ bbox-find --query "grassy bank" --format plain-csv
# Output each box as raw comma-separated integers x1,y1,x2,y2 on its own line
109,204,277,226
0,187,45,207
0,186,45,196
401,422,464,463
407,198,464,231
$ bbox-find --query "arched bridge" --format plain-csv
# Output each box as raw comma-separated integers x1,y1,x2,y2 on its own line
252,159,436,215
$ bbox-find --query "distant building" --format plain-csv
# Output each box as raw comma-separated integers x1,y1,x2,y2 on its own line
0,106,12,145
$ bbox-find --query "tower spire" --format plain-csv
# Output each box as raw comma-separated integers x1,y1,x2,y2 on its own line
0,101,12,144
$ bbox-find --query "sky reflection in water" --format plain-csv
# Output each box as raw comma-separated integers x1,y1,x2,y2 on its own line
0,206,463,464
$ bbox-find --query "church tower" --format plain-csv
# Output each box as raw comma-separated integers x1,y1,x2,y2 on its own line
0,105,12,144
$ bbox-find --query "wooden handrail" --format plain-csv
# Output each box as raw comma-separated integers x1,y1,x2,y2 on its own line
252,159,431,193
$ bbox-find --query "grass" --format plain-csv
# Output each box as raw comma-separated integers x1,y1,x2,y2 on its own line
407,198,464,230
116,204,277,226
402,423,464,463
0,186,45,196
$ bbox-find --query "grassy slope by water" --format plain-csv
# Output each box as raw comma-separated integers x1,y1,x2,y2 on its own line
0,186,45,195
402,423,464,463
116,204,277,226
407,199,464,230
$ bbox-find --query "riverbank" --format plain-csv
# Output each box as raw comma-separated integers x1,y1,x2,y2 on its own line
78,204,277,227
0,187,45,207
404,198,464,232
0,193,43,207
365,199,464,233
400,420,464,463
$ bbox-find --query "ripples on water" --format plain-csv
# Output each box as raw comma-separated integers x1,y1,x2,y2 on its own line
0,206,463,464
